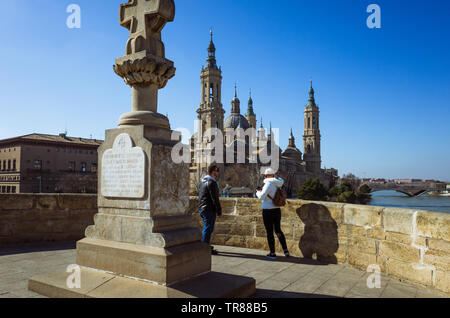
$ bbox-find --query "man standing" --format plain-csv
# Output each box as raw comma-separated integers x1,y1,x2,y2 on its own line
199,164,222,255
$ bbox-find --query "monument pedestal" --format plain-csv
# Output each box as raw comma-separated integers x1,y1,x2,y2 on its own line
76,238,211,286
28,124,255,298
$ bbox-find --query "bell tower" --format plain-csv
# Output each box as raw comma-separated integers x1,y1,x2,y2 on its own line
197,30,225,141
245,90,257,129
194,30,225,178
303,80,322,174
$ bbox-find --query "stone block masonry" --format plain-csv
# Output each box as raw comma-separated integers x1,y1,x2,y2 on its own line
188,197,450,294
0,194,97,244
1,194,449,294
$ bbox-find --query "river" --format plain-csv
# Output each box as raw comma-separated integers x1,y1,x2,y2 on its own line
368,190,450,214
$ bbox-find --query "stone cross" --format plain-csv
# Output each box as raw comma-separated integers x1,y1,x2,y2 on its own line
119,0,175,57
114,0,176,127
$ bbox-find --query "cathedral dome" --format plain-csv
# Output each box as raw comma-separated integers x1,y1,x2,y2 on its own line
282,146,302,162
225,85,249,130
282,129,302,162
224,114,250,130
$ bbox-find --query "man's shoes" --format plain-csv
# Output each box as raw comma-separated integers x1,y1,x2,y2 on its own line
211,246,219,255
266,253,276,260
284,250,290,258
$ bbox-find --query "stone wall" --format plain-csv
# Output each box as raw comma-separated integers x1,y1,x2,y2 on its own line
188,197,450,294
0,194,96,244
1,194,448,294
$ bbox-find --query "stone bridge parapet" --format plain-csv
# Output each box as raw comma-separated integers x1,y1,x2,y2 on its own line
0,194,448,294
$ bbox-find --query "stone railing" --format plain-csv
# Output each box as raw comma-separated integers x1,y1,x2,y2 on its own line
188,197,450,294
1,194,448,294
0,194,96,244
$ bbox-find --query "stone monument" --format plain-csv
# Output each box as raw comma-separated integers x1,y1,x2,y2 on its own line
29,0,255,298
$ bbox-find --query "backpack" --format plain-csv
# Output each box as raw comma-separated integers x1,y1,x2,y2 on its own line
268,187,287,207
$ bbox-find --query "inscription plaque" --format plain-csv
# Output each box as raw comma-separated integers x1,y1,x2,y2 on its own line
101,133,145,198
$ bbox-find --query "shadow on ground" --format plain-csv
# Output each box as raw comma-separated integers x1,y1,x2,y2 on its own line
215,251,328,266
0,241,77,256
252,289,340,298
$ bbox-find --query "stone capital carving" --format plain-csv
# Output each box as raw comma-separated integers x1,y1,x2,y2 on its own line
114,53,175,89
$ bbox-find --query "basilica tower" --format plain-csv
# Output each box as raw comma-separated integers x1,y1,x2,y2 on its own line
194,31,226,179
245,90,257,129
197,30,225,143
303,80,322,174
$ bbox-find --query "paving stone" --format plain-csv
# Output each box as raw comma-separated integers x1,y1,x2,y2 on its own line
314,268,365,297
256,277,292,290
344,274,390,298
381,281,418,298
0,243,447,298
415,287,448,298
244,270,277,285
283,271,336,294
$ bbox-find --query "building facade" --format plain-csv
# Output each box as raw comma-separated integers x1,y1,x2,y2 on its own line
190,33,337,197
0,133,102,194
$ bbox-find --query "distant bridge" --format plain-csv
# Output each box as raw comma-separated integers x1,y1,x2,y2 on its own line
366,182,447,197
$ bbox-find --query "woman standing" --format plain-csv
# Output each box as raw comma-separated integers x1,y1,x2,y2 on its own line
256,168,290,260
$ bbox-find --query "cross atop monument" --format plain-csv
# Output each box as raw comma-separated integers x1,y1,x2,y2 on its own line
114,0,176,127
119,0,175,57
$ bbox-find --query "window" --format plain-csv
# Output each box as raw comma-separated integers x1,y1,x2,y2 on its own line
12,186,16,194
2,160,5,171
91,163,97,173
34,160,42,170
313,117,316,129
69,161,76,172
6,186,11,193
81,162,87,173
308,117,311,129
7,160,11,171
13,160,16,171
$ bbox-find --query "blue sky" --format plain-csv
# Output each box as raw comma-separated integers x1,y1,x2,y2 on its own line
1,0,449,181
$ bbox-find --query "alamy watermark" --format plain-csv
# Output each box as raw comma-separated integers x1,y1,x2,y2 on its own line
66,4,81,29
366,264,381,289
171,122,280,174
66,264,81,289
367,4,381,29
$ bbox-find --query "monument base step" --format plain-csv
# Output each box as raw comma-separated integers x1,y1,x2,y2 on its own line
28,267,256,298
76,238,212,285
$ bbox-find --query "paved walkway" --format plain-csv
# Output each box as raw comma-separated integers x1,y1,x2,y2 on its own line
0,242,447,298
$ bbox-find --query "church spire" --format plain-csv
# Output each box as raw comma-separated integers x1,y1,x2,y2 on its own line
307,78,317,108
231,84,240,114
206,29,217,69
289,128,296,147
246,89,255,117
